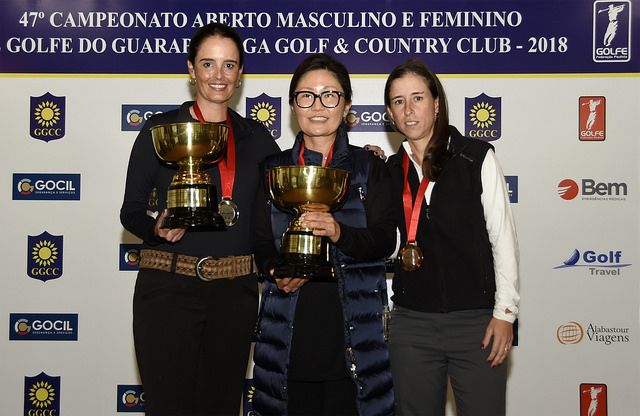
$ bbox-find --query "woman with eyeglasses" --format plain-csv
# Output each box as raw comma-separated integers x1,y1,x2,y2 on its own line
251,53,396,416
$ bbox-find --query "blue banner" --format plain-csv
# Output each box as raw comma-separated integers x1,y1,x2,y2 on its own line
1,0,637,75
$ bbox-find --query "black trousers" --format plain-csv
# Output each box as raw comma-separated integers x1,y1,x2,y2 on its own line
287,377,358,416
133,268,258,415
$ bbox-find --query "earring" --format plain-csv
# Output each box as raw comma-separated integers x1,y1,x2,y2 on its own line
435,111,439,117
189,78,196,86
236,80,242,88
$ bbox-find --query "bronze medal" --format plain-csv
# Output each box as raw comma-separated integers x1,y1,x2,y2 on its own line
398,242,424,271
218,198,239,226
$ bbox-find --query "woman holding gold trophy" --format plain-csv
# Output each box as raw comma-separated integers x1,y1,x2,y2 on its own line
384,59,520,416
120,23,279,415
251,53,396,415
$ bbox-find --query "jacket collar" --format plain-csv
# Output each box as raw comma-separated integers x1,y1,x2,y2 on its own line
291,125,350,166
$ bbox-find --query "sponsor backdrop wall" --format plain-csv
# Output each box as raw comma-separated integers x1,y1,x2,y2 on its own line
1,1,638,415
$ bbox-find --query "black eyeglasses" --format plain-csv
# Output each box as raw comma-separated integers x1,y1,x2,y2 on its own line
293,90,344,108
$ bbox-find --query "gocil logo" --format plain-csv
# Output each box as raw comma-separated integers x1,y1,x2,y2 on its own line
558,321,584,344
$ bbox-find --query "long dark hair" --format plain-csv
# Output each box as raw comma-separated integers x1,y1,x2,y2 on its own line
384,59,452,181
288,53,353,105
188,23,244,68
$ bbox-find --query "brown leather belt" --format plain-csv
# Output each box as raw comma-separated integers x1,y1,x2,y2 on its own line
139,249,255,282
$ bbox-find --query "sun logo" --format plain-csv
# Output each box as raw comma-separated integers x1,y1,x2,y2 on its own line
32,240,58,267
34,101,61,128
29,381,56,408
468,101,496,129
247,385,255,403
250,102,277,128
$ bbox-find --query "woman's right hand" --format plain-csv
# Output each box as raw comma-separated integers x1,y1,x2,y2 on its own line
154,209,187,243
272,268,310,293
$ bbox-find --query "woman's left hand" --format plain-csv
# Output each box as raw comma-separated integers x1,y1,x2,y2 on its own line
299,212,341,243
364,144,387,161
482,317,514,368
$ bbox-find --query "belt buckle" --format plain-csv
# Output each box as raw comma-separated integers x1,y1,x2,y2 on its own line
196,256,216,281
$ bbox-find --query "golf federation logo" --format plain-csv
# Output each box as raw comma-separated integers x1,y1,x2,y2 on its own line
30,93,66,142
593,1,631,62
580,384,608,416
247,93,281,140
579,96,605,141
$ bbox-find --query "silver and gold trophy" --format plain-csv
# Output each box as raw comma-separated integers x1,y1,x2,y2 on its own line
269,165,350,279
151,122,228,229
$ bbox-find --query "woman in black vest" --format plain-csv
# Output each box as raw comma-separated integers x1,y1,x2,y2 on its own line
252,53,396,416
385,59,520,415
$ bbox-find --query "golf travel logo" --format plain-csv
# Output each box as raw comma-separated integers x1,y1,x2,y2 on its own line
554,248,631,276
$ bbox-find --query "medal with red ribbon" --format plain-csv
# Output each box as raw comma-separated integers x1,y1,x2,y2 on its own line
193,102,239,226
398,151,430,271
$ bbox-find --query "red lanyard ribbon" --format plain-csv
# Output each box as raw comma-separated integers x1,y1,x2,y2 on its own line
298,141,334,166
193,102,235,199
402,151,429,244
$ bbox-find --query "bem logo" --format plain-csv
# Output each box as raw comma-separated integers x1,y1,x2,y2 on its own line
593,0,631,63
581,384,607,416
465,93,501,141
10,313,78,341
247,94,281,140
13,173,81,200
30,93,65,142
557,321,584,344
121,105,180,131
27,232,63,282
24,372,61,415
345,106,394,133
117,385,145,412
120,244,141,271
579,96,605,141
558,178,627,200
557,179,580,200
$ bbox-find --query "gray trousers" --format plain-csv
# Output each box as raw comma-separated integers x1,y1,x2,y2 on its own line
389,306,508,416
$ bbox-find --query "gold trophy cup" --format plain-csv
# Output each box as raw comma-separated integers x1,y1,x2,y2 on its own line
151,122,228,229
269,165,350,279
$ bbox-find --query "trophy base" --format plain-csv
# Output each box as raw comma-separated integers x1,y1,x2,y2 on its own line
160,208,226,230
273,253,335,280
